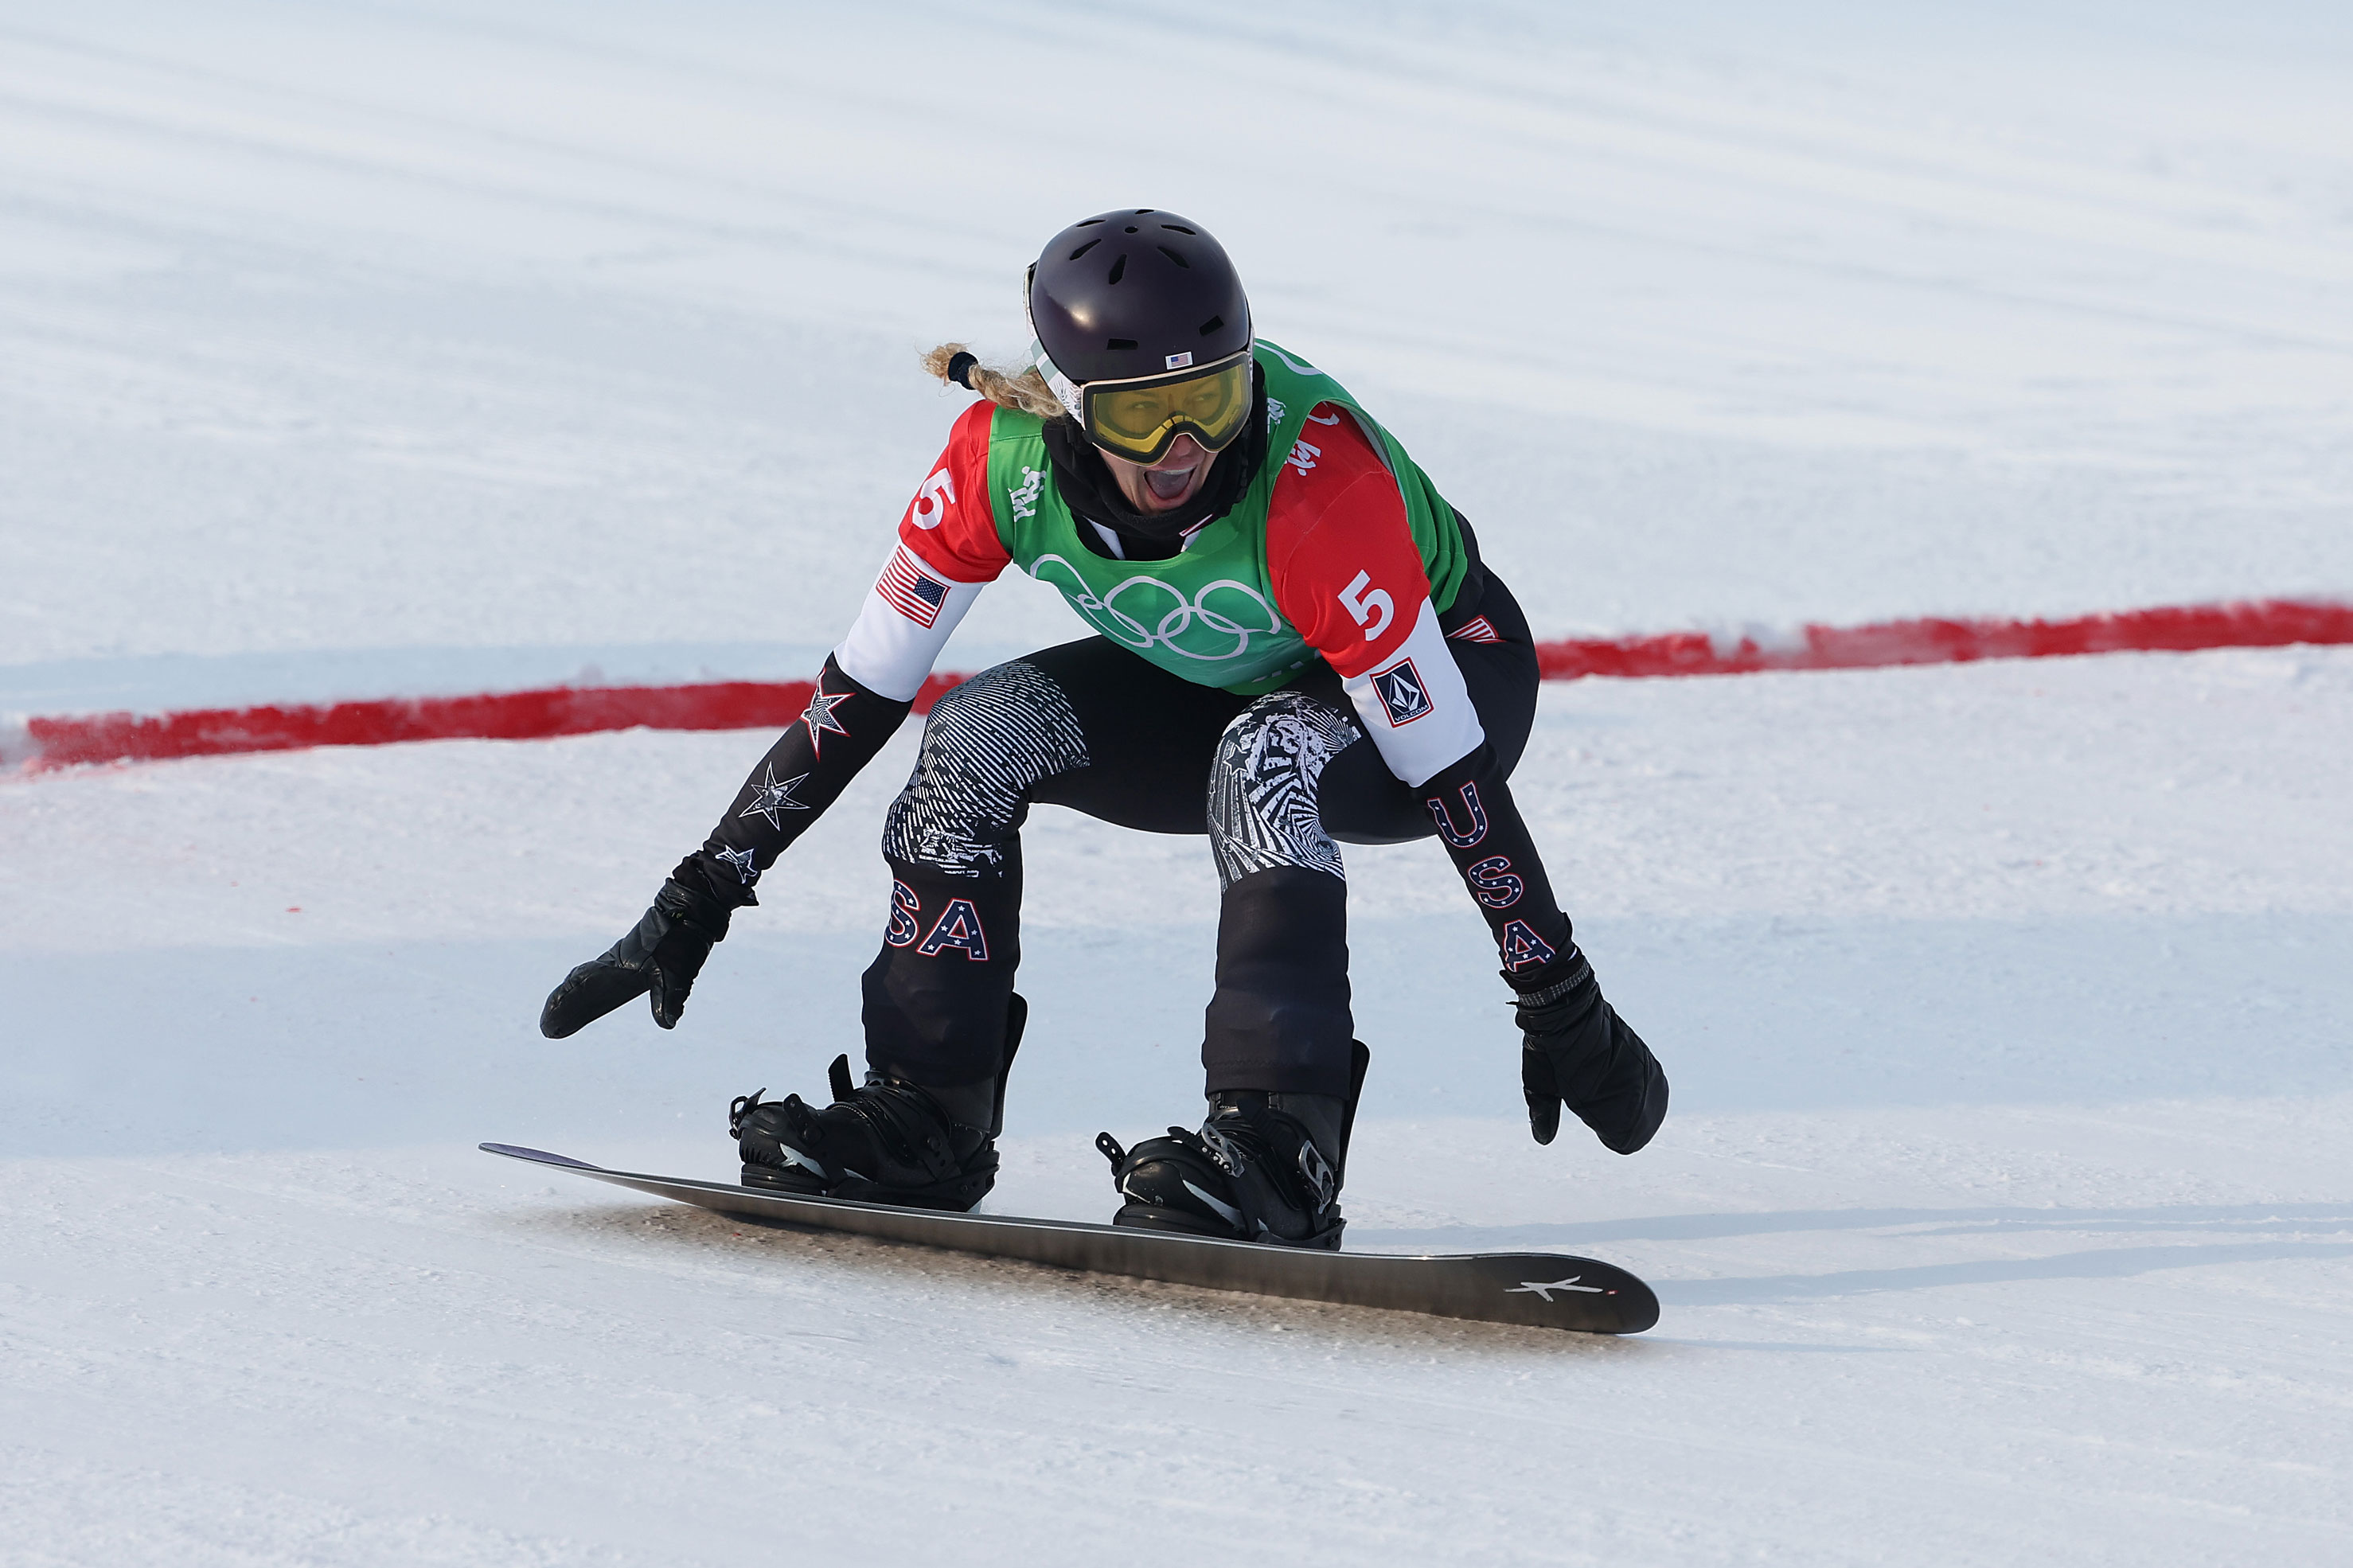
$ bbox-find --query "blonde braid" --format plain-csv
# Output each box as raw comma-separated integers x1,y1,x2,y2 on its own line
922,342,1067,423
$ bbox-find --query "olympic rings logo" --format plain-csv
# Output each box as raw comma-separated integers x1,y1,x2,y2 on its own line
1028,556,1286,661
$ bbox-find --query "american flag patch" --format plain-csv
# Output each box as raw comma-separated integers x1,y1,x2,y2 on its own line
1447,615,1502,645
878,549,950,627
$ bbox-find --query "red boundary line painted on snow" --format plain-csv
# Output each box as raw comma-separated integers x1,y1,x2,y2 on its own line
14,598,2351,773
16,673,961,772
1530,595,2353,681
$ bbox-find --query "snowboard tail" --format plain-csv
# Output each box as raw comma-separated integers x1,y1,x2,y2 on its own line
481,1143,1657,1335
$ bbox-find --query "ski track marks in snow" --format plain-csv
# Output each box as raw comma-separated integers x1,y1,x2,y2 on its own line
5,1,2353,1562
6,649,2352,1565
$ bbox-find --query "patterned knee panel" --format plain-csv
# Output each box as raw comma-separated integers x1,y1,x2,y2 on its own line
1206,691,1360,890
880,660,1091,876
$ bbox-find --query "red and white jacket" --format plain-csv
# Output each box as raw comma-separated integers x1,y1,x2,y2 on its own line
835,400,1483,787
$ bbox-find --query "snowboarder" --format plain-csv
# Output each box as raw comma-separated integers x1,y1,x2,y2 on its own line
540,209,1667,1248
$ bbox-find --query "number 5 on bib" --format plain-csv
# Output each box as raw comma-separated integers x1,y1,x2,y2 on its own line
1339,570,1395,642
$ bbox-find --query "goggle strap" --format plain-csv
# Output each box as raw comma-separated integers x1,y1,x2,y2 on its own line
1029,338,1085,422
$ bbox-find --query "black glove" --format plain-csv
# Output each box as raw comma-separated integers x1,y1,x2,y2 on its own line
1512,950,1668,1154
540,871,738,1038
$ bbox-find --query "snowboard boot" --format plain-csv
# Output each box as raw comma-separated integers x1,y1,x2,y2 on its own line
730,994,1026,1213
1096,1041,1370,1250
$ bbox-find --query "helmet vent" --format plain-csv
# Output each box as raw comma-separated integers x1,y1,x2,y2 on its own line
1028,209,1246,384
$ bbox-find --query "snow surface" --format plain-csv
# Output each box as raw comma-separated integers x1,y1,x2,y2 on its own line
4,2,2351,1563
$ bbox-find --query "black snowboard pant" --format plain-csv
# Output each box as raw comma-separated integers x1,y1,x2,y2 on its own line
862,572,1539,1102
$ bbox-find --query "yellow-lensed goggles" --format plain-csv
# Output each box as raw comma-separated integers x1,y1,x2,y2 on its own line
1078,351,1255,464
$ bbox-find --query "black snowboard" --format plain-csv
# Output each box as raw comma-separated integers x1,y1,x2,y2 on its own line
481,1143,1657,1335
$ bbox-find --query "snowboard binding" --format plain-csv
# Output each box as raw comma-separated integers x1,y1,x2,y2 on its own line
732,994,1026,1213
1097,1041,1370,1250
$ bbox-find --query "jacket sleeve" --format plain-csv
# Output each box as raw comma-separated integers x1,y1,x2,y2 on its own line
1416,743,1582,988
678,406,1007,905
1265,408,1485,789
1266,409,1579,988
680,650,918,907
831,400,1007,701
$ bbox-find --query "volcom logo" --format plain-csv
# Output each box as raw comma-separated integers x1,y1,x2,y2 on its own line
1372,658,1431,726
1508,1276,1605,1301
1028,556,1284,661
1008,465,1044,522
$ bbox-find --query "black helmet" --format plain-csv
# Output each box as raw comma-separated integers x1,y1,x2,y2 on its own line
1027,210,1255,463
1027,209,1252,391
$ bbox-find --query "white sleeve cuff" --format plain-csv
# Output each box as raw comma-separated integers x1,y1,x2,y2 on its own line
1340,598,1486,788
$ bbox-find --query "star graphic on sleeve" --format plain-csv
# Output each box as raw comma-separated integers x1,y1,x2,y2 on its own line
738,764,811,830
712,844,761,885
800,680,853,759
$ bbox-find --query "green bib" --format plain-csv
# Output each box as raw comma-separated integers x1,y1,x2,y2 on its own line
983,340,1467,695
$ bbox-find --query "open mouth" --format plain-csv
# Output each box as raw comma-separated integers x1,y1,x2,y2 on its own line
1145,463,1197,502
